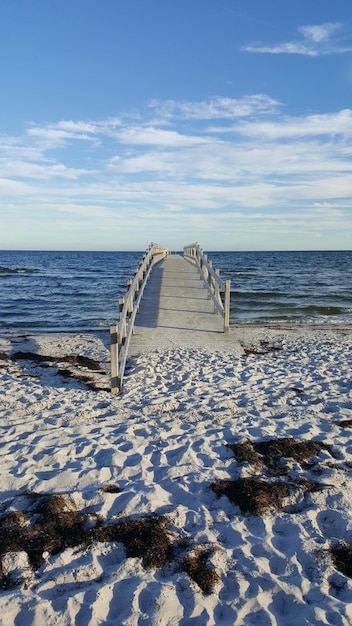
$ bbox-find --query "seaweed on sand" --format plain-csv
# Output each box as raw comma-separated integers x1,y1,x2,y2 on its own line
92,515,172,569
210,477,290,515
227,437,334,476
181,547,219,594
329,542,352,579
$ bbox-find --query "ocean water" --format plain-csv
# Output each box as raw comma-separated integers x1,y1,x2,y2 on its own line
211,250,352,325
0,249,351,332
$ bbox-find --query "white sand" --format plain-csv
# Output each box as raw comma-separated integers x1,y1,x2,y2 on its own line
0,324,351,625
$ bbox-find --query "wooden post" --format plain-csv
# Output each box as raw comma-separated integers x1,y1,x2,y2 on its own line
207,260,212,291
118,297,125,317
214,268,220,313
110,325,119,394
224,280,231,333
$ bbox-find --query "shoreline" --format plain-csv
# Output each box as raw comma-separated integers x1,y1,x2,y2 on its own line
0,326,351,624
0,321,352,339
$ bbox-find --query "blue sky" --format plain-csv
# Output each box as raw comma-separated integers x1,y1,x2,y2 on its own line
1,0,352,251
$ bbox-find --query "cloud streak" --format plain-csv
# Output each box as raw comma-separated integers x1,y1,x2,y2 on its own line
148,95,279,120
242,22,352,56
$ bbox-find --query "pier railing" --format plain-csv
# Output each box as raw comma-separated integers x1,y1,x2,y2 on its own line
110,243,170,393
183,243,231,333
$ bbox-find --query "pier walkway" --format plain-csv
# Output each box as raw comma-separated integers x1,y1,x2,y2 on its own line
110,243,241,392
129,254,234,355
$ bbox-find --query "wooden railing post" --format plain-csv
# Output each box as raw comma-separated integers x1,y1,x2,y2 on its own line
224,280,231,333
110,325,119,394
215,268,220,313
117,297,125,343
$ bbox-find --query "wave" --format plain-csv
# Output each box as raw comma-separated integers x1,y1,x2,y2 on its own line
0,266,38,276
298,305,345,316
232,291,286,300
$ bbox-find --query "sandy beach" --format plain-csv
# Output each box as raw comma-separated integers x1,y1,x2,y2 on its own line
0,324,351,625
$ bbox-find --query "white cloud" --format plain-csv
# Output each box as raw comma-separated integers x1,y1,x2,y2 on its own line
0,178,36,195
115,126,211,147
242,22,352,56
1,96,352,250
0,160,90,180
243,42,319,56
0,135,45,161
148,95,279,120
237,109,352,139
299,23,340,43
26,118,122,148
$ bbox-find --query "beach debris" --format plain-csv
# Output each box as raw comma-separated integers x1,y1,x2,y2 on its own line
8,351,109,391
226,439,263,470
11,351,102,370
210,477,290,515
0,493,171,573
0,351,14,371
211,437,333,515
210,475,323,516
92,515,172,569
181,546,219,594
329,542,352,579
242,339,284,356
227,437,334,476
0,491,220,592
0,493,91,573
55,367,108,392
99,484,121,494
334,419,352,429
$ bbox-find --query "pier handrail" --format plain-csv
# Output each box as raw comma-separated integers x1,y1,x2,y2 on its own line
110,243,169,393
183,243,231,333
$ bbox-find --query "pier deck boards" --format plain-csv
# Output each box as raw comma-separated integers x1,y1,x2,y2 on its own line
128,254,239,354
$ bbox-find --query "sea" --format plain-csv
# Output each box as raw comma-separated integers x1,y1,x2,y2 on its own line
0,250,351,333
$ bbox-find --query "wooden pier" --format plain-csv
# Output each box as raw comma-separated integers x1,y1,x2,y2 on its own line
110,243,232,393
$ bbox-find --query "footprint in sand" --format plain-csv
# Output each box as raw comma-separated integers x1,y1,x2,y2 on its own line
271,519,301,555
316,509,348,540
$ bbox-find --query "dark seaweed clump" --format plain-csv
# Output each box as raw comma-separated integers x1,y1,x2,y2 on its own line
210,477,290,516
227,437,333,476
329,543,352,579
181,547,219,594
0,491,218,593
